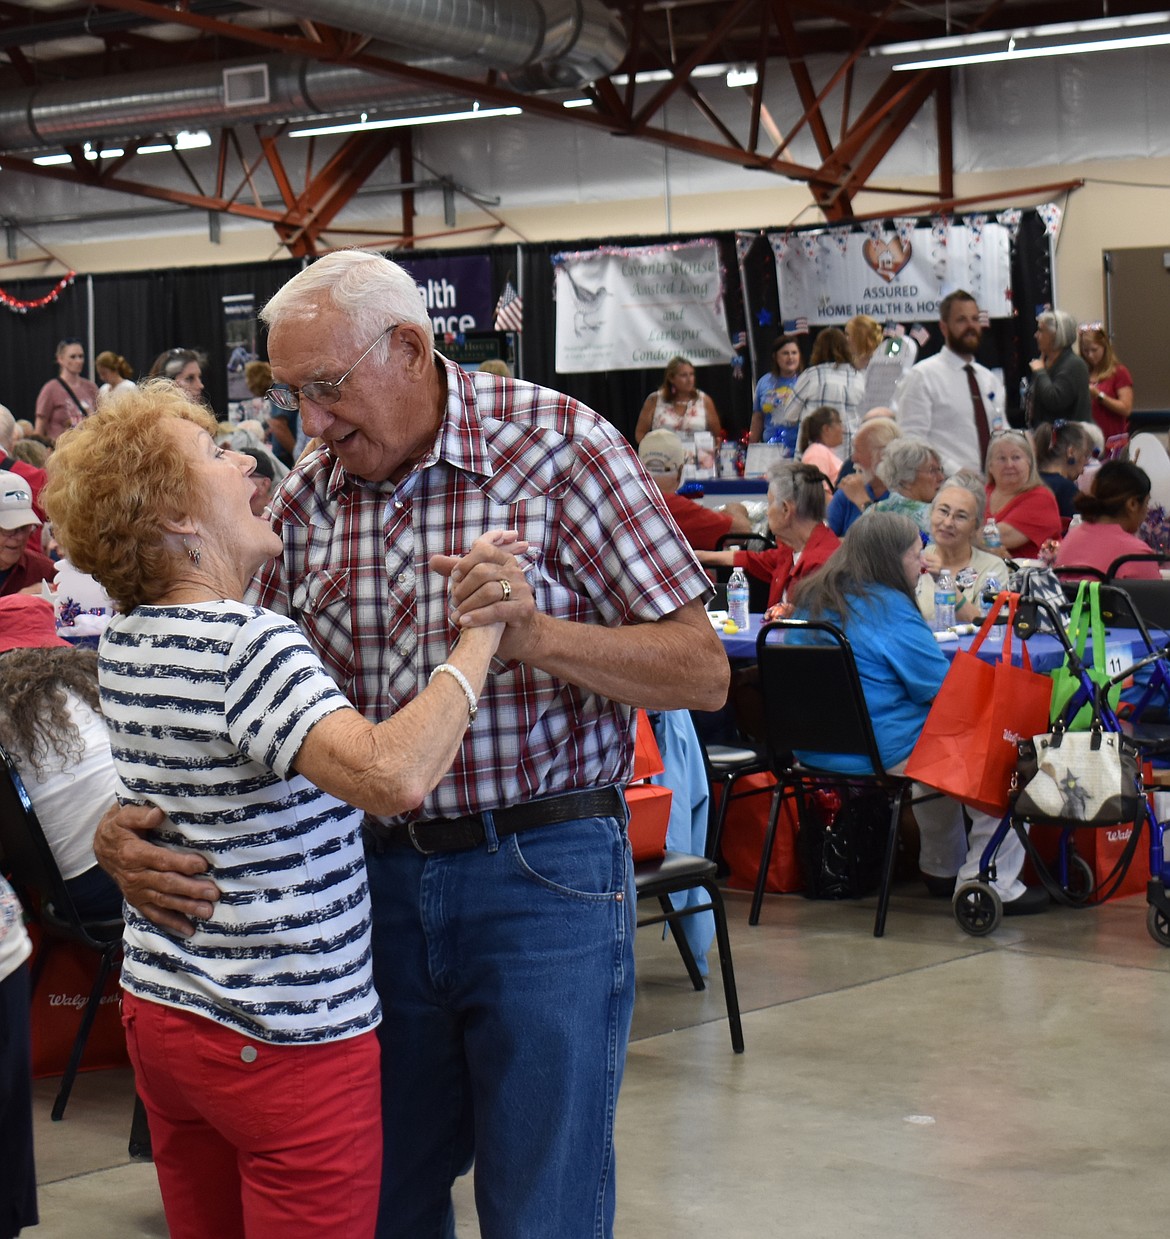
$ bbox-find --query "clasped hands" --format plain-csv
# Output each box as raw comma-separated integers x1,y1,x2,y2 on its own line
95,530,538,938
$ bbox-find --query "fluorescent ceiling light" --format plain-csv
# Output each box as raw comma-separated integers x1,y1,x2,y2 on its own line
562,98,593,108
289,104,521,138
726,67,758,88
31,128,211,166
874,12,1170,70
610,63,734,86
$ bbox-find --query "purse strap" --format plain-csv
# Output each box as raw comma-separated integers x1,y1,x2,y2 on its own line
1064,580,1091,662
968,590,1033,671
55,375,89,417
1087,580,1108,676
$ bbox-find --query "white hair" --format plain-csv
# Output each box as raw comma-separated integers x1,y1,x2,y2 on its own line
260,250,434,359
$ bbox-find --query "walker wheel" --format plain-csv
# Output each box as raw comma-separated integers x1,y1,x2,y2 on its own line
1064,853,1096,905
953,882,1003,937
1146,904,1170,947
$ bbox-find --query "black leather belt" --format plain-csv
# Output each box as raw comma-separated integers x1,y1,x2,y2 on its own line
366,786,625,856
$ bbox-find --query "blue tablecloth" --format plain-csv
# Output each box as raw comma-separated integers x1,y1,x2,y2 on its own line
718,617,1169,675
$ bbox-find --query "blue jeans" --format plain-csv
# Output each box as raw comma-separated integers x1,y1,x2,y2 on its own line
367,810,636,1239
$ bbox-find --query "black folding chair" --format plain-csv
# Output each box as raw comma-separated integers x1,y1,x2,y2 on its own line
714,532,773,614
752,619,921,938
1107,551,1170,581
1100,560,1170,630
1053,565,1107,583
0,742,124,1120
634,852,745,1053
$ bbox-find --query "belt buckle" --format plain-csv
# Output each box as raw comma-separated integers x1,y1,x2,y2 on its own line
406,822,439,856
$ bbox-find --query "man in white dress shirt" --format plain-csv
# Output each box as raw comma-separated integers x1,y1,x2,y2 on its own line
894,290,1005,475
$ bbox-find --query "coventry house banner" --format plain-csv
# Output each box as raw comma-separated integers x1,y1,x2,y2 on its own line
553,239,736,374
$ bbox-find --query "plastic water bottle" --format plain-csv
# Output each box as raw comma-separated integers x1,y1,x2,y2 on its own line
982,517,1002,550
934,568,957,632
727,567,750,632
982,573,1001,612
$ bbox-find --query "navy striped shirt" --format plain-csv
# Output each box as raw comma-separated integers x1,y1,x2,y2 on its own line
100,601,379,1044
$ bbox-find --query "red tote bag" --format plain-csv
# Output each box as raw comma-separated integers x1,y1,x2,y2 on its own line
905,592,1053,816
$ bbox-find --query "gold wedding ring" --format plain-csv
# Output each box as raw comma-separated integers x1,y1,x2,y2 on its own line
499,578,512,602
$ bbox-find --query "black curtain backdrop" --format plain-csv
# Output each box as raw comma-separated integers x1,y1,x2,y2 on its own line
0,211,1051,441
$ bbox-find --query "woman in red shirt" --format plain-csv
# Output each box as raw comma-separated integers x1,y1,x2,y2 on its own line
1080,324,1134,441
697,461,840,614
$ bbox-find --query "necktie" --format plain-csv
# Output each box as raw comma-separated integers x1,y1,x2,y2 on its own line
964,364,991,463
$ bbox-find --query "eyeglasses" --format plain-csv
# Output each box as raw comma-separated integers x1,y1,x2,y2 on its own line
266,325,397,413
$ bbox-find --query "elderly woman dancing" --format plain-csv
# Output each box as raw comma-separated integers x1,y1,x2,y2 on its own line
43,384,513,1239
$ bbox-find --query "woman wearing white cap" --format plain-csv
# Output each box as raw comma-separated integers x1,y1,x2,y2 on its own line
0,471,53,598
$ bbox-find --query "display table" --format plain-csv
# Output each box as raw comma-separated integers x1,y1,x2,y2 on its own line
684,478,769,510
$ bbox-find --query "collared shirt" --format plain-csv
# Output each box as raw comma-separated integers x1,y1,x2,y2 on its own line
787,363,866,458
893,346,1004,476
248,358,711,823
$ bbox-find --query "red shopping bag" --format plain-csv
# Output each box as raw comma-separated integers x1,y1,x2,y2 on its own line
1025,820,1147,902
905,592,1053,816
27,925,128,1080
624,784,672,861
718,773,805,893
625,711,671,861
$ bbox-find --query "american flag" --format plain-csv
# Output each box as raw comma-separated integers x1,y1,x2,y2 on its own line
782,317,809,335
494,280,524,332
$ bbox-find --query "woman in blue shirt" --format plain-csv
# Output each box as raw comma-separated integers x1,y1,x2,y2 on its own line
750,334,803,446
790,512,1044,912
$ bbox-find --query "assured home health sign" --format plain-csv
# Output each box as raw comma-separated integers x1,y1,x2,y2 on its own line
553,239,735,373
770,219,1013,327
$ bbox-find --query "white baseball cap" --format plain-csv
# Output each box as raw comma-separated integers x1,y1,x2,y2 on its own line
0,470,40,531
638,429,686,475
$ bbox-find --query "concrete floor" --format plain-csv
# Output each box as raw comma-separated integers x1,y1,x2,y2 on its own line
29,882,1170,1238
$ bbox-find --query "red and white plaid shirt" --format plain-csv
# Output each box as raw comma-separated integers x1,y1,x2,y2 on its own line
249,357,711,822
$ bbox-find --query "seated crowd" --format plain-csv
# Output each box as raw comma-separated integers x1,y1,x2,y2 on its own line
646,293,1161,918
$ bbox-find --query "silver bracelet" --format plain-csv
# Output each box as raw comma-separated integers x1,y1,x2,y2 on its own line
429,662,478,726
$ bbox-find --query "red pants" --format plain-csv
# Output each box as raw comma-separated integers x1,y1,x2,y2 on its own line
123,992,381,1239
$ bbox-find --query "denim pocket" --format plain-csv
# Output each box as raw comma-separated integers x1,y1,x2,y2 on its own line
508,815,627,901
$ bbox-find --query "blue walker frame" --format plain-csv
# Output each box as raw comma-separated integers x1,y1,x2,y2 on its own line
951,593,1170,941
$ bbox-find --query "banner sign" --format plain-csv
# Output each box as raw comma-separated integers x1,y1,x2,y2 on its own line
223,292,257,419
553,239,735,373
769,220,1013,326
399,254,493,335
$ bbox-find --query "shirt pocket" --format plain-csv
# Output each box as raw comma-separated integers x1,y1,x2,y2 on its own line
292,568,355,691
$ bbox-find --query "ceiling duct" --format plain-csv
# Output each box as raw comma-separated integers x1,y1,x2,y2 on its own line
235,0,626,89
0,0,625,154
